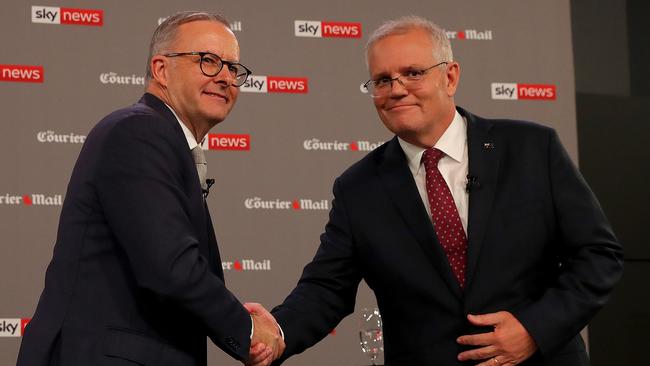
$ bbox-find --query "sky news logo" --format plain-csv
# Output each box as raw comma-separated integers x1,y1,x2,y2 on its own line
0,193,63,206
203,134,250,151
445,29,493,40
240,75,308,94
222,259,271,271
245,197,329,211
491,83,556,101
0,64,43,83
294,20,362,38
32,6,103,26
0,319,30,337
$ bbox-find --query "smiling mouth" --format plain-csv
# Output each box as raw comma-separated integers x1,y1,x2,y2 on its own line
387,104,416,111
203,91,228,102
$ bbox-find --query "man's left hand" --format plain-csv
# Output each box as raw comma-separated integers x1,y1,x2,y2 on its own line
457,311,537,365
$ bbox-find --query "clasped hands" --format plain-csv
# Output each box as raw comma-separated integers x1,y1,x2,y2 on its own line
245,302,285,366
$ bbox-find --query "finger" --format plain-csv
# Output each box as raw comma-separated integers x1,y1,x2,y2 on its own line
457,345,498,361
475,356,505,366
244,302,263,314
467,312,506,326
248,343,271,364
248,353,273,366
457,331,494,346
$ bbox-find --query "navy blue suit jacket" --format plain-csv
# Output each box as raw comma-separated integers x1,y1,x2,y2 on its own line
272,107,623,365
17,94,251,366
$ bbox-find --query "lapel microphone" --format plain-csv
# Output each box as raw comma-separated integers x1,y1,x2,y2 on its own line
203,179,215,198
466,175,480,193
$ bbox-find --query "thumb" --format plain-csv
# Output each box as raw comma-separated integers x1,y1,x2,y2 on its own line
244,302,263,315
467,312,504,326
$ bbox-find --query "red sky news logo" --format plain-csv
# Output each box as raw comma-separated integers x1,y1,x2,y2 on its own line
31,5,103,26
294,20,362,38
204,134,250,151
0,193,62,206
0,319,30,337
240,75,308,94
0,64,43,83
491,83,556,101
445,29,493,40
245,197,329,211
222,259,271,271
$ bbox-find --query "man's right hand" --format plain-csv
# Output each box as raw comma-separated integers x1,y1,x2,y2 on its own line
246,302,285,366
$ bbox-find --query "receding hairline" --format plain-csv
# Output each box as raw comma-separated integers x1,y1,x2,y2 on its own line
145,11,233,82
365,16,453,66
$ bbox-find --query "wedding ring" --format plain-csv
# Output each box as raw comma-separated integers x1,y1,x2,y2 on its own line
492,357,500,365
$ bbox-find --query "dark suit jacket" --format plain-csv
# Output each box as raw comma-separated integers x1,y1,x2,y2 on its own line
17,94,251,366
272,107,623,365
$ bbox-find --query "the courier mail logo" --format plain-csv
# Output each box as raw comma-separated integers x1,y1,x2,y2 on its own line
491,83,556,101
294,20,361,38
32,5,103,26
0,319,30,337
240,75,308,94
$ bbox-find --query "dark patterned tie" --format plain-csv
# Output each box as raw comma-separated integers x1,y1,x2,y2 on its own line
422,148,467,288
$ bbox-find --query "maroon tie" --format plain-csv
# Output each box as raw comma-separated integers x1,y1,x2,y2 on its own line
422,148,467,288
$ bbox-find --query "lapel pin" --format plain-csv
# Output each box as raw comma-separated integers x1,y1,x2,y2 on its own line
482,142,495,150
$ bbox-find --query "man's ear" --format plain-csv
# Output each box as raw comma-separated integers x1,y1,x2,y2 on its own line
150,55,169,87
446,61,460,97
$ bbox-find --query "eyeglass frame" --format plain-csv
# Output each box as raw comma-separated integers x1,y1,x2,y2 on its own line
363,61,449,98
162,51,252,87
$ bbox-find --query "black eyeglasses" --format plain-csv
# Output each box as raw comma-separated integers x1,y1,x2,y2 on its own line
363,61,449,98
163,52,252,87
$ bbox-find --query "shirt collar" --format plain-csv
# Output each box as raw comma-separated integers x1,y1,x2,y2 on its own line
164,103,204,150
398,110,467,175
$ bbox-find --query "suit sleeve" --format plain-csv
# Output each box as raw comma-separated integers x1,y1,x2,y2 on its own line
271,177,363,364
513,130,623,356
94,116,251,361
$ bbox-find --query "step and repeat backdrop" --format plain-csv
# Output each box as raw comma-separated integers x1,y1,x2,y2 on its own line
0,1,576,365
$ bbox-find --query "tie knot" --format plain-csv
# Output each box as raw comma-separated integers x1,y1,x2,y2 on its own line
191,145,206,165
422,148,445,169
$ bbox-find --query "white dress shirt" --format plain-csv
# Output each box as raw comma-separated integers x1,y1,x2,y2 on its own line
165,103,203,148
397,110,469,234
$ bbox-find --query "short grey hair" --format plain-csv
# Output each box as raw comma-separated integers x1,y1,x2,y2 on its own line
145,11,231,81
365,15,453,66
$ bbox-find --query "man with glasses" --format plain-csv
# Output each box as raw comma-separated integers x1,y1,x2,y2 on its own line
17,11,282,366
247,15,622,366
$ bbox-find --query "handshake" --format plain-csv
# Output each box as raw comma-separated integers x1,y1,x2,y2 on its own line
245,302,285,366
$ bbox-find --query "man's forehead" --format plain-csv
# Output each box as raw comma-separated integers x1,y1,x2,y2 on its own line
174,21,239,56
369,41,435,73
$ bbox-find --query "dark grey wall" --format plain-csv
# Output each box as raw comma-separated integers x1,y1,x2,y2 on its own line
572,0,650,364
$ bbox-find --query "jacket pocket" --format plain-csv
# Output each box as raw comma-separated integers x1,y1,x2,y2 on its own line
103,327,163,365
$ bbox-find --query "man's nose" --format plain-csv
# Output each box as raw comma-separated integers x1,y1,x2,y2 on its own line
389,77,409,97
211,67,235,86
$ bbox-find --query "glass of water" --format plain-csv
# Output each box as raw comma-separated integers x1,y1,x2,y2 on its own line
359,307,383,365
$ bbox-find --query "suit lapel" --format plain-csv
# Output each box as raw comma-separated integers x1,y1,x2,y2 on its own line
378,137,462,298
140,93,224,279
460,107,500,290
